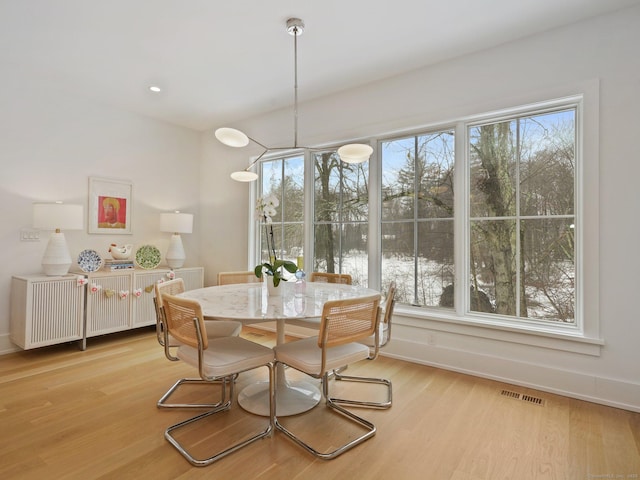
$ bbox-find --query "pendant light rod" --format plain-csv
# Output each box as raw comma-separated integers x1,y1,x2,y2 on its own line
221,17,372,182
289,18,302,148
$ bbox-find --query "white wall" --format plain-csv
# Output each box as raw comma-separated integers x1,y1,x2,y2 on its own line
0,70,202,353
200,6,640,411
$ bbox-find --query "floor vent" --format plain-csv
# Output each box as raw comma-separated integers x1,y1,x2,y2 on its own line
501,389,521,399
521,394,545,406
501,389,545,406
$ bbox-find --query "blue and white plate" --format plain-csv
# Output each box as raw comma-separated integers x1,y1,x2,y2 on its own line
77,249,104,272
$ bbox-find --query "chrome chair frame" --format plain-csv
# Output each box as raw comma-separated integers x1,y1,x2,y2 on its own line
333,281,396,409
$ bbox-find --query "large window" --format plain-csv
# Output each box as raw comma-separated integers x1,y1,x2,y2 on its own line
380,130,455,306
252,98,582,335
468,108,576,324
313,151,369,286
258,155,304,263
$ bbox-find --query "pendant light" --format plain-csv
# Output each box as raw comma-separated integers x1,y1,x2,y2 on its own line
217,18,373,182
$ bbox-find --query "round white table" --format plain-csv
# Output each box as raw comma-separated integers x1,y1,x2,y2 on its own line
180,280,379,416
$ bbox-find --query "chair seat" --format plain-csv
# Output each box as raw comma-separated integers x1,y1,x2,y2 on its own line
275,336,370,376
178,336,274,379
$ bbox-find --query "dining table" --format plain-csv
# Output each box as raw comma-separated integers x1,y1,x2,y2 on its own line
180,279,380,416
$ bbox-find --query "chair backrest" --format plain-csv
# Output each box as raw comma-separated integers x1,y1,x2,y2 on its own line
153,278,186,349
161,293,208,350
218,271,262,285
380,281,396,347
318,294,381,350
309,272,352,285
154,278,186,309
382,281,396,326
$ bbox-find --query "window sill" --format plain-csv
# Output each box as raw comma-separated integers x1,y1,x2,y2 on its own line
394,304,604,356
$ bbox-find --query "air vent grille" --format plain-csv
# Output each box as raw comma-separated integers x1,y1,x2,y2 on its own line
501,389,545,406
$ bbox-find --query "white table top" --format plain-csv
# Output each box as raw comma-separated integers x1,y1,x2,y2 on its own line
180,280,379,323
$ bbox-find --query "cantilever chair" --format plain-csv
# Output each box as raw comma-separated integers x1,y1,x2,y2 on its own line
333,281,396,409
161,293,274,467
154,278,243,409
308,272,352,285
218,271,262,285
273,294,381,460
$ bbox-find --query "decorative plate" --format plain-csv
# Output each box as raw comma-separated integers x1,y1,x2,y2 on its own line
77,249,104,273
135,245,161,269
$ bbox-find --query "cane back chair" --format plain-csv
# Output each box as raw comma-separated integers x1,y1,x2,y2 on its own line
273,294,381,459
161,293,274,466
154,278,242,408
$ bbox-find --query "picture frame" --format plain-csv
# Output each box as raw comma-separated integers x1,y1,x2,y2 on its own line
88,177,133,234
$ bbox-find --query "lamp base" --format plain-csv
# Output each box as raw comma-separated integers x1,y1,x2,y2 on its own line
42,232,72,276
165,234,186,269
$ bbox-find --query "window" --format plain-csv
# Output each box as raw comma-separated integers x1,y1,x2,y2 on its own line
258,155,305,263
251,96,588,340
380,130,455,306
468,108,576,324
313,151,369,286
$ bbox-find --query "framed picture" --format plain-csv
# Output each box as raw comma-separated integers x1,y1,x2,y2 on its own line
88,177,132,234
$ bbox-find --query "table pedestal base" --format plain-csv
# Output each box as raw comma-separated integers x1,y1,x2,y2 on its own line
238,379,321,417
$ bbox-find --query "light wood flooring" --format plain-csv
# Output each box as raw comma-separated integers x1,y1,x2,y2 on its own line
1,327,639,480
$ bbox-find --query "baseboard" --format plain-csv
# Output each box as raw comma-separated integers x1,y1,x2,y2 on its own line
0,333,20,355
384,337,640,413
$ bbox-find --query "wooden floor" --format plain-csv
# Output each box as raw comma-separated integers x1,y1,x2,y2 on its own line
1,327,639,480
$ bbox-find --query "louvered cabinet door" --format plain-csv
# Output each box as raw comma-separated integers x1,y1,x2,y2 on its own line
85,270,134,337
10,275,85,349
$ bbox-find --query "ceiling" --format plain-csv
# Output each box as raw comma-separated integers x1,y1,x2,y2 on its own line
1,0,638,131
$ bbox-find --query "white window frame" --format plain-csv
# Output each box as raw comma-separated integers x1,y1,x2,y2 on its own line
250,87,602,356
392,92,602,356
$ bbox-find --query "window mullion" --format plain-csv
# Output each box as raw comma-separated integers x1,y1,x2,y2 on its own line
413,136,419,305
455,121,467,315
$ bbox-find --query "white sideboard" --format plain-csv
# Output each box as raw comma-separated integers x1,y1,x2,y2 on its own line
10,267,204,350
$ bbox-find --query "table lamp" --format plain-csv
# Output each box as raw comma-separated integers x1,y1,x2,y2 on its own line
33,202,84,276
160,212,193,268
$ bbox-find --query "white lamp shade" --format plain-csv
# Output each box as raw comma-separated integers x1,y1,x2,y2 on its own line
230,170,259,182
160,212,193,234
33,203,84,231
337,144,373,164
215,127,250,147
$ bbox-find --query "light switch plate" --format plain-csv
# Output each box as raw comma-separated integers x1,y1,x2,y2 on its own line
20,229,40,242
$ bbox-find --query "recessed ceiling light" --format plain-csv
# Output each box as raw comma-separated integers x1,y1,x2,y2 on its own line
148,85,162,93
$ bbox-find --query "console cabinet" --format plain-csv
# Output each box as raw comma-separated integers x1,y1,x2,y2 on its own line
10,267,204,350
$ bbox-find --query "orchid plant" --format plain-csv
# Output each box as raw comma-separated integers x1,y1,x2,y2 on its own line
254,195,297,287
